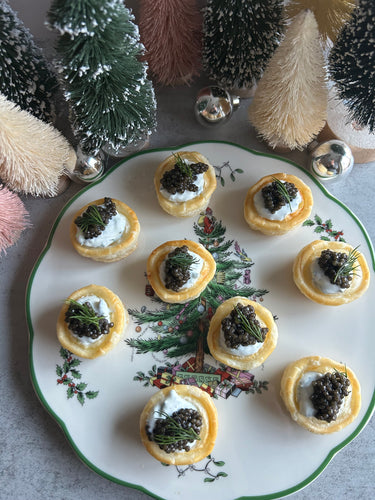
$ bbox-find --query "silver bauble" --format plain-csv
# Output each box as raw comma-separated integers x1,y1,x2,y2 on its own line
310,140,354,182
71,147,106,183
194,86,240,127
102,135,149,158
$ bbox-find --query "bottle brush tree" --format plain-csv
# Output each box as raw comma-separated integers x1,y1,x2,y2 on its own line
202,0,285,92
0,184,30,254
139,0,202,86
248,10,328,151
329,0,375,133
0,0,58,122
47,0,157,155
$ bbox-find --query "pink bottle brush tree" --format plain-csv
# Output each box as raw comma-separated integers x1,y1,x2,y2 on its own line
0,184,31,254
139,0,202,86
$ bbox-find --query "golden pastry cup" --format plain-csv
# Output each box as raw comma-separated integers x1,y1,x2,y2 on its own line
57,284,128,359
293,240,370,306
139,385,218,465
207,296,278,370
147,239,216,304
70,198,140,262
280,356,361,434
244,173,313,235
154,151,217,217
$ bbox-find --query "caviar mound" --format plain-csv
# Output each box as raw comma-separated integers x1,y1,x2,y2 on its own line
139,385,218,465
70,198,140,262
243,173,313,235
56,284,128,359
154,151,217,217
293,240,370,306
207,296,278,370
147,240,216,304
280,356,361,434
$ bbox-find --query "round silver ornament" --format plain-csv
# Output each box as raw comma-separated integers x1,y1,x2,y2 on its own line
194,86,240,127
71,147,106,183
310,140,354,182
102,134,150,158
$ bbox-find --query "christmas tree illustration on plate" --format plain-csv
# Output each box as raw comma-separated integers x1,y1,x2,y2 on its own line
126,207,269,399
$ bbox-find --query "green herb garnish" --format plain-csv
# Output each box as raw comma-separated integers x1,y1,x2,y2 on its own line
235,306,264,342
167,251,199,270
75,204,104,233
152,411,201,446
334,246,360,283
66,299,104,327
272,176,292,212
173,153,193,179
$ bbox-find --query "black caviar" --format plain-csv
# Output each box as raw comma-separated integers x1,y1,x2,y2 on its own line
318,249,352,288
164,245,194,291
161,159,208,195
221,302,268,349
65,301,114,339
310,371,351,423
261,180,298,213
148,408,202,453
75,197,117,239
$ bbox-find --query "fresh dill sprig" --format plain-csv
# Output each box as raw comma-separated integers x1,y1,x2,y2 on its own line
167,251,199,270
66,299,104,327
152,410,201,445
75,204,104,233
173,153,193,179
235,306,264,342
271,176,292,211
334,246,360,283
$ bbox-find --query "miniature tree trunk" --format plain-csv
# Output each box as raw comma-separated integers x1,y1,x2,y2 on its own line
0,0,58,122
248,10,327,151
139,0,202,86
47,0,156,155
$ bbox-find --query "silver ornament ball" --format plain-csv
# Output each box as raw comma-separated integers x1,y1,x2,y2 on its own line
310,140,354,182
194,86,240,127
72,147,106,183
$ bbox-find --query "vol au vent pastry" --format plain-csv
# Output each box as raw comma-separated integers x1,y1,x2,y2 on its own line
244,173,313,235
70,197,140,262
57,284,128,359
140,385,218,465
280,356,361,434
147,239,216,304
154,151,217,217
207,296,278,370
293,240,370,306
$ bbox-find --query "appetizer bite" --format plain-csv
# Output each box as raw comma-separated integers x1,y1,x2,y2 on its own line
293,240,370,305
70,197,140,262
280,356,361,434
57,284,128,359
147,240,216,303
244,173,313,235
207,296,278,370
154,151,217,217
140,385,218,465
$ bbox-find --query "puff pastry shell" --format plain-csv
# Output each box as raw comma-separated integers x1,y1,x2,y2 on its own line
139,385,218,465
70,198,140,262
147,239,216,303
56,284,128,359
243,173,313,235
154,151,217,217
207,296,278,370
293,240,370,306
280,356,361,434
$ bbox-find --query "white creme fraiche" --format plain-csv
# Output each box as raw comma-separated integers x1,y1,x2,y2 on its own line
70,295,111,345
160,160,205,203
254,182,302,221
310,258,362,294
76,209,128,248
160,251,204,290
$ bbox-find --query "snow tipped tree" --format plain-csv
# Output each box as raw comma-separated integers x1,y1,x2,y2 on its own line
0,93,76,196
0,0,58,122
139,0,202,86
248,10,327,150
202,0,285,93
285,0,356,42
329,0,375,133
47,0,157,155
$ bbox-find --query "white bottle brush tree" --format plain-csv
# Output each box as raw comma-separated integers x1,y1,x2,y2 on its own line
329,0,375,133
202,0,285,94
248,10,328,151
47,0,157,156
0,0,58,123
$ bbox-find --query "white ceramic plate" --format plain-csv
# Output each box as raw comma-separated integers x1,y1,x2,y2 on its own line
27,141,375,500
